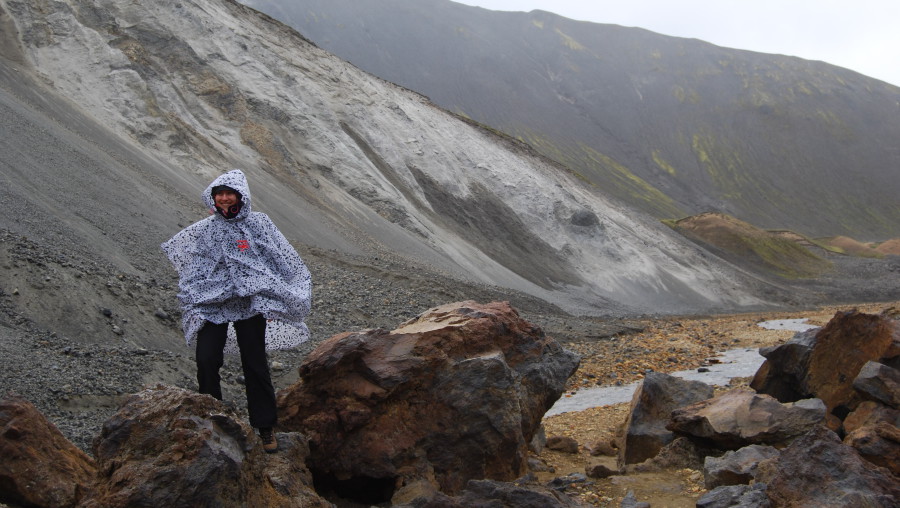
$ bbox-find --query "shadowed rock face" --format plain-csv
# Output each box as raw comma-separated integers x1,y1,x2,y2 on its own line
617,372,715,466
276,301,579,499
767,425,900,507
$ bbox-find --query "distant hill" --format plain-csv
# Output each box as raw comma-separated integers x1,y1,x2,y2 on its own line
242,0,900,241
666,213,832,279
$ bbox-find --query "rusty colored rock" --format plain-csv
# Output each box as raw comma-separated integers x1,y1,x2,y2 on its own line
0,394,96,508
546,435,580,454
276,301,579,498
751,311,899,418
844,401,900,434
806,311,898,415
844,421,900,476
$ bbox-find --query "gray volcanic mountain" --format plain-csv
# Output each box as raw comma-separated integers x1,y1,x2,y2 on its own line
0,0,897,355
242,0,900,241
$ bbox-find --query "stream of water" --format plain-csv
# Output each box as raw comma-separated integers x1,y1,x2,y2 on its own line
546,318,819,416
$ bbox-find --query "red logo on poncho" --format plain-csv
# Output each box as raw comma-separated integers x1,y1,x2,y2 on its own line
237,239,249,251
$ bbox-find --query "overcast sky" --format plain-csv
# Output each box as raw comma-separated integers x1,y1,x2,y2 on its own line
454,0,900,87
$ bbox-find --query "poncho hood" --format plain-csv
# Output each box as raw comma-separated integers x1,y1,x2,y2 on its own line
204,169,251,220
161,169,311,352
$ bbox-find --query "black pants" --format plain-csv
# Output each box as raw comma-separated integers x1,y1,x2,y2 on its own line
196,314,277,429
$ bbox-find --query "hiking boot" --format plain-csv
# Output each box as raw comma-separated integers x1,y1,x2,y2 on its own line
259,428,278,453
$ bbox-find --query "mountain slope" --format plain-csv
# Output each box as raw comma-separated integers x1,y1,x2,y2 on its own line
242,0,900,241
0,0,787,328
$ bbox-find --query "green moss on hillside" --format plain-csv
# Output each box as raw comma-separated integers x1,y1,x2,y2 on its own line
652,150,677,176
555,28,585,51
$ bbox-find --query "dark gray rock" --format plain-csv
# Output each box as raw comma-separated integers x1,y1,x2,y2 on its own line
696,483,770,508
853,361,900,408
703,444,780,489
620,490,650,508
618,372,714,466
767,425,900,507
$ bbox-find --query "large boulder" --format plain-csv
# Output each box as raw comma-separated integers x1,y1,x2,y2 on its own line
0,394,96,508
752,311,899,417
667,387,826,449
766,425,900,507
617,372,714,466
276,301,579,498
83,385,329,508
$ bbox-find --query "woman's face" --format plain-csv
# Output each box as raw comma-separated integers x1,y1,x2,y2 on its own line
213,188,239,211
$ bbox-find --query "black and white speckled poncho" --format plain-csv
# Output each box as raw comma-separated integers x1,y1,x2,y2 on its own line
161,169,312,353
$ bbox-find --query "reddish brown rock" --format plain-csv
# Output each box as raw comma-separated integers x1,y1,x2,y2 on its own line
844,422,900,475
546,435,580,454
752,311,899,418
618,372,714,466
587,438,617,457
83,385,328,508
844,401,900,434
585,463,617,479
276,301,579,497
806,311,898,415
767,425,900,507
667,387,826,449
0,394,96,508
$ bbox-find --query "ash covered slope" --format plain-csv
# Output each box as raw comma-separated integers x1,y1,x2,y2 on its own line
0,0,770,320
245,0,900,241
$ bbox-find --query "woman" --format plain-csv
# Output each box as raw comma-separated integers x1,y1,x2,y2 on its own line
161,169,311,453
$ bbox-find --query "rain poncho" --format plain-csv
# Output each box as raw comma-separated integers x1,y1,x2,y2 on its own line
161,169,311,353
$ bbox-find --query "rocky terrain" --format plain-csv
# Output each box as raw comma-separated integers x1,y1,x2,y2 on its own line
3,293,898,507
542,302,900,506
1,1,899,505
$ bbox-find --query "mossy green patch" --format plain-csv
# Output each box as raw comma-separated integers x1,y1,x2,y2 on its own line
508,128,684,218
673,86,700,104
690,132,789,207
652,150,677,176
555,28,585,51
